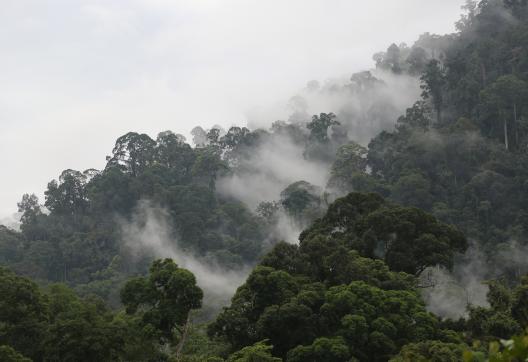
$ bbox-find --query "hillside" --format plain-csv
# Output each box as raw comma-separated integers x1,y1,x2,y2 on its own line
1,1,528,361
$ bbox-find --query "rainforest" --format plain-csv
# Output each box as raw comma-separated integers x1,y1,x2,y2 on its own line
1,1,528,361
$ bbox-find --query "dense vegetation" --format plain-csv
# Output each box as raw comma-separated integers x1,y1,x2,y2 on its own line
1,0,528,360
0,259,202,361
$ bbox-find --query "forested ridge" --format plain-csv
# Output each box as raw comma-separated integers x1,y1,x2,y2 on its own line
2,0,528,360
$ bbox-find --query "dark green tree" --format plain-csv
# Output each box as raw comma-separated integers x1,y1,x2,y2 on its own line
480,75,528,150
307,113,340,143
121,259,203,343
421,59,446,123
0,268,48,361
107,132,156,176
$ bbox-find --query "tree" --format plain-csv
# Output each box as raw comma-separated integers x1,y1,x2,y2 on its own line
227,340,282,362
396,101,432,130
211,193,451,360
511,276,528,327
256,302,316,356
280,181,322,223
480,75,528,150
391,340,465,362
0,346,32,362
286,337,351,362
463,331,528,362
44,169,88,216
307,113,340,143
0,268,48,360
391,171,433,210
327,142,368,192
43,284,126,361
260,242,305,276
191,148,228,189
256,201,280,223
207,128,221,146
17,193,41,226
155,130,196,180
191,126,208,147
386,43,403,73
349,71,384,93
219,126,254,166
106,132,156,176
121,259,203,343
406,47,429,75
374,43,403,73
421,59,446,123
455,0,478,32
301,193,467,276
220,126,251,151
0,226,23,264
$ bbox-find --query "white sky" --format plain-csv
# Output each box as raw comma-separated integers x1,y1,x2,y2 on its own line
0,0,465,218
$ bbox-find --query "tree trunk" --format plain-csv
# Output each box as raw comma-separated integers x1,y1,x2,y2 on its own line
514,103,519,147
175,313,192,361
504,118,509,151
480,63,487,85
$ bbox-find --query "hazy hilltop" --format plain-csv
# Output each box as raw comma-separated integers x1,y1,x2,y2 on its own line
2,1,528,361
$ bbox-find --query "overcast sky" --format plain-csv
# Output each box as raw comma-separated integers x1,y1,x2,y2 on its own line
0,0,465,218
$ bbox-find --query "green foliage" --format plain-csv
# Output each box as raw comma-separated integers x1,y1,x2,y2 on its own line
0,260,206,361
465,278,528,341
1,128,269,299
307,113,340,143
107,132,157,177
0,345,32,362
464,332,528,362
280,181,323,224
121,258,203,342
301,193,467,276
210,192,464,360
175,323,230,362
42,284,126,361
1,1,528,361
304,113,343,161
511,276,528,327
421,59,446,122
327,142,368,192
286,337,351,362
480,75,528,149
391,340,466,362
227,340,282,362
0,267,48,360
0,226,24,265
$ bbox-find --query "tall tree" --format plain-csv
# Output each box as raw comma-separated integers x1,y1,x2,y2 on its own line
421,59,446,123
121,259,203,343
480,75,528,150
107,132,156,176
307,113,340,143
0,267,48,361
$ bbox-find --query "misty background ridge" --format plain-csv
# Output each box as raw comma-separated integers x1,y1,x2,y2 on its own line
0,0,465,218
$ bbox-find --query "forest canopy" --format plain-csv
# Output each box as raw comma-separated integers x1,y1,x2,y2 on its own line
2,0,528,360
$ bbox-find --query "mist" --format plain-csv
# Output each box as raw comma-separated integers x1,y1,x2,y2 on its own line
0,213,21,231
422,240,528,319
1,0,474,323
120,200,250,313
247,69,421,146
0,0,465,218
215,68,420,245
